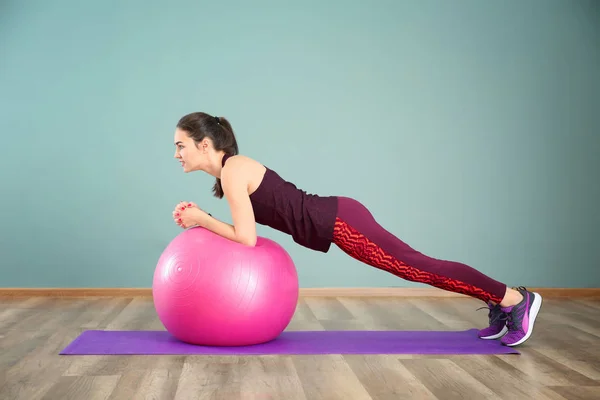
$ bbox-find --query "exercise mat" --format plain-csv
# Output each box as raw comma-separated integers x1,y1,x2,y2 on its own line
60,329,519,355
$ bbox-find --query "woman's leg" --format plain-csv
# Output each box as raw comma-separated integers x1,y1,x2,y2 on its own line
333,196,507,303
332,196,542,346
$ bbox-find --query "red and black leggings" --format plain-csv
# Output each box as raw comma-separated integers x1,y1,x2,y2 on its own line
332,196,507,304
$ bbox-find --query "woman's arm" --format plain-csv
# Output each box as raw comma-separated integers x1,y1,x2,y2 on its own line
199,157,257,246
198,216,243,244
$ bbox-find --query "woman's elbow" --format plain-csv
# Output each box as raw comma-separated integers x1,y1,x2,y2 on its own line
239,236,257,247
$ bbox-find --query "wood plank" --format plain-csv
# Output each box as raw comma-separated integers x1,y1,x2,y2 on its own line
173,356,241,400
238,356,307,400
41,375,120,400
344,355,438,400
400,358,502,400
547,386,600,400
452,355,570,399
293,355,373,400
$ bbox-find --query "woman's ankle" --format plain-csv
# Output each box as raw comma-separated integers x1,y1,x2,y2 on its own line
499,287,523,308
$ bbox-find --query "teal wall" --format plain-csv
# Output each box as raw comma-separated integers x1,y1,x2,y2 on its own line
1,0,599,289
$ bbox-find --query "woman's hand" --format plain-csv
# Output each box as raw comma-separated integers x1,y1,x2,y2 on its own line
173,201,211,229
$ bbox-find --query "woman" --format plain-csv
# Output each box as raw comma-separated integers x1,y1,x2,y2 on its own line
171,111,542,347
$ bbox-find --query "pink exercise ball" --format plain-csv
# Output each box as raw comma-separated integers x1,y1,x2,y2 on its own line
152,226,299,346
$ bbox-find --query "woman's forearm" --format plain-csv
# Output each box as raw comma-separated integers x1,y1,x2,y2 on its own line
199,215,236,241
199,215,254,246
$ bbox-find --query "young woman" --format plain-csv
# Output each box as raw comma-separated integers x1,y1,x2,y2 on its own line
171,111,542,347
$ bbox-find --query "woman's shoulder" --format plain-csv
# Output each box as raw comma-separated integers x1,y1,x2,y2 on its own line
224,154,264,170
222,154,267,183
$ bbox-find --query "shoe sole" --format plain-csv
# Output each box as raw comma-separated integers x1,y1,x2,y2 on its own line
504,292,543,347
479,325,508,340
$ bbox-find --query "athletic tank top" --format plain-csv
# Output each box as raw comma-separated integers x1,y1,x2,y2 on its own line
222,154,338,252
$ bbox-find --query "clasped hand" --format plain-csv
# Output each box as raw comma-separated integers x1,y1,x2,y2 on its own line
172,201,210,229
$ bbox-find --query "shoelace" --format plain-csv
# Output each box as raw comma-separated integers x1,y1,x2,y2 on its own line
503,286,527,331
476,304,508,325
505,312,515,331
476,286,528,329
492,310,509,326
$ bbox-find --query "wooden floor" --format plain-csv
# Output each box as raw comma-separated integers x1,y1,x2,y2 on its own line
0,296,599,400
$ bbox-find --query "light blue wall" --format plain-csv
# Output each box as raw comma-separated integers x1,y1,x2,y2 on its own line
1,0,599,289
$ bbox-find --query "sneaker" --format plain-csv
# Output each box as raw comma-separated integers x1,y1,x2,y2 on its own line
477,302,508,339
500,286,543,346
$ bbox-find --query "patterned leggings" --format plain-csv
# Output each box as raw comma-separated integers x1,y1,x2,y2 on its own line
332,196,507,304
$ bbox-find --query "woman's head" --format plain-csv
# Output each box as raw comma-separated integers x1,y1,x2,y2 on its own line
173,112,238,198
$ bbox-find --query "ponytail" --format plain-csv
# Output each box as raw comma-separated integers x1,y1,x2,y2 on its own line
212,116,237,199
213,178,224,198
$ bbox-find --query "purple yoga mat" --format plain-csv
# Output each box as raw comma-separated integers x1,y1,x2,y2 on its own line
60,329,519,355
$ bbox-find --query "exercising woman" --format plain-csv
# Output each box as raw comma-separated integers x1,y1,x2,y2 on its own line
171,112,542,347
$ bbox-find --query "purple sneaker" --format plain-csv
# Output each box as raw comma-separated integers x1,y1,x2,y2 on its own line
477,302,508,339
500,286,543,346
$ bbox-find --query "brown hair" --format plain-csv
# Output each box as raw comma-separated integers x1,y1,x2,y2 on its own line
176,112,238,198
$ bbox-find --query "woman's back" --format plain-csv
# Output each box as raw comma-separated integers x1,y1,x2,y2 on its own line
222,154,338,252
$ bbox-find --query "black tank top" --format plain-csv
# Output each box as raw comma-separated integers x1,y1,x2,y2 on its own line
222,154,338,252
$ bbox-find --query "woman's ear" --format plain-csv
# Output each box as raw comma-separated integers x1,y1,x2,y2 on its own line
201,138,210,152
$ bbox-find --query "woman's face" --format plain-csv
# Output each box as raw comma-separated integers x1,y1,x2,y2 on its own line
173,128,204,173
